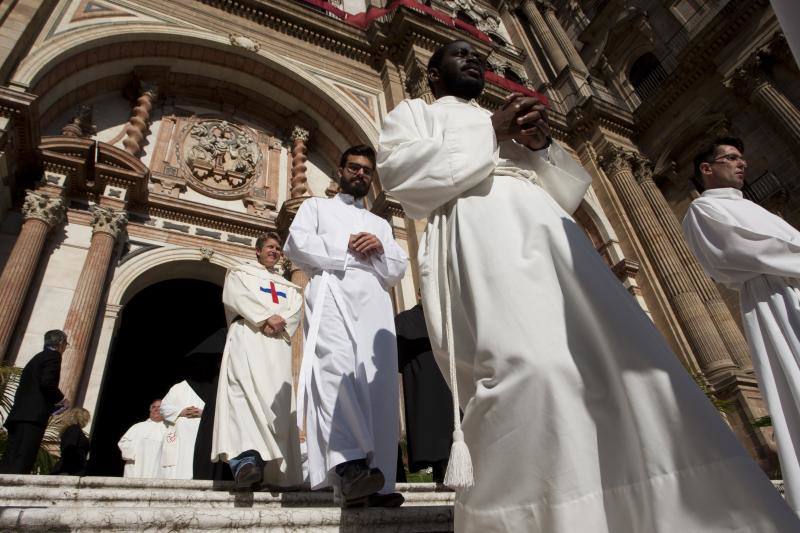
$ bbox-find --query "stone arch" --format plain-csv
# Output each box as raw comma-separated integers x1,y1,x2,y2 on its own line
82,246,247,417
10,24,381,155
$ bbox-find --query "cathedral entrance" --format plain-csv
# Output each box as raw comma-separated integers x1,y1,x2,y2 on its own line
87,278,226,476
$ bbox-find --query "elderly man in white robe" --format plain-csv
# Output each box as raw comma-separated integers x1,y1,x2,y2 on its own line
377,39,799,533
159,380,204,479
118,399,167,478
211,232,303,489
284,145,408,508
683,136,800,514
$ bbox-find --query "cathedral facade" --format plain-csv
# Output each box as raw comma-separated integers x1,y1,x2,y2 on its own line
0,0,796,475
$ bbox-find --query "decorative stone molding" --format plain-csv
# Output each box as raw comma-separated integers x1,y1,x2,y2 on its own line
229,34,260,52
90,205,128,238
599,145,634,175
630,153,654,184
61,104,96,138
21,191,65,227
199,247,215,261
290,126,310,143
404,60,434,103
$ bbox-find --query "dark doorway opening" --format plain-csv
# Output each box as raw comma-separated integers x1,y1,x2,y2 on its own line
87,278,225,476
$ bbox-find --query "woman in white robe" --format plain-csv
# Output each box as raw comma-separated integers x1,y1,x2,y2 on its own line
683,186,800,513
159,380,204,479
377,92,799,531
211,260,303,487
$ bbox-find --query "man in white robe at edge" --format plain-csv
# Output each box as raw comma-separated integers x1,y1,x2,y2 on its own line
118,399,167,478
283,145,408,508
683,136,800,514
211,232,303,489
159,379,204,479
377,39,799,533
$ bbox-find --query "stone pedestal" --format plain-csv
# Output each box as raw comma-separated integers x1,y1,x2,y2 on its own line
0,191,65,362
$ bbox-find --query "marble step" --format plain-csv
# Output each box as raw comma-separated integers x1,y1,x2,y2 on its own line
0,475,454,508
0,506,454,532
0,475,454,532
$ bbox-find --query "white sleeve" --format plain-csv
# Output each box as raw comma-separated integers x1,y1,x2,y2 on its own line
222,270,270,327
377,99,499,219
683,202,800,280
159,386,183,425
283,199,350,272
525,141,592,215
368,219,408,289
117,424,139,461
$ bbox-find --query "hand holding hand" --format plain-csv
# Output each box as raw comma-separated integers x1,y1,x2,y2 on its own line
349,232,383,259
492,93,549,145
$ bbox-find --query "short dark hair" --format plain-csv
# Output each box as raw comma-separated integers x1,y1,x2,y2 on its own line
339,145,376,169
44,329,67,349
255,232,282,251
693,136,745,180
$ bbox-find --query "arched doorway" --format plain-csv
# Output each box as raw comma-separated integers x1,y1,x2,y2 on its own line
87,277,226,476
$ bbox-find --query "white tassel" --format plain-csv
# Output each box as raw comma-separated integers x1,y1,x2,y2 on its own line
438,207,474,490
444,429,474,489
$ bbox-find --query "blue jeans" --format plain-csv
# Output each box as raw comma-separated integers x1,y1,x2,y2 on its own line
228,450,262,477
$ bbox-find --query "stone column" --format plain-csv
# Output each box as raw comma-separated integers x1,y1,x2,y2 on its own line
289,126,310,199
122,82,158,156
0,191,65,361
538,0,587,74
518,0,569,75
600,146,737,378
631,155,752,370
60,205,127,403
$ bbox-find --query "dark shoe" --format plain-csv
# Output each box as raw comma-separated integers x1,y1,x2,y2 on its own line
337,460,385,506
367,492,404,508
234,462,262,489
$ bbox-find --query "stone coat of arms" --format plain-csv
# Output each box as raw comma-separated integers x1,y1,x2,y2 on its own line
177,119,262,199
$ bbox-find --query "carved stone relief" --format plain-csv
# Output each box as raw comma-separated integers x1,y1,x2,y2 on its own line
176,119,262,199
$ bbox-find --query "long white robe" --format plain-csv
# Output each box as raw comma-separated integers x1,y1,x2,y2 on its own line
211,263,303,486
683,187,800,513
118,418,167,479
377,96,799,532
159,380,204,480
283,193,408,493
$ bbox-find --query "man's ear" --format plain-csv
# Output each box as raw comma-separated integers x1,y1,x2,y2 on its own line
428,68,439,85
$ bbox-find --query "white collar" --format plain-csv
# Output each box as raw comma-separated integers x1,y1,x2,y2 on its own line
336,192,365,208
701,187,743,200
434,95,480,107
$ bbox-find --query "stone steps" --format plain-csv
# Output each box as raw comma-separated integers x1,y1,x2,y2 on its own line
0,475,455,532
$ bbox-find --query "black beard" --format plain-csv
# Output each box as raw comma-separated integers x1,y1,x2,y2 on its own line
340,178,369,199
441,71,484,100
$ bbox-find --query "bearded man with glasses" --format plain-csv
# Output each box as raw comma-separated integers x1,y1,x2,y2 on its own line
284,145,408,508
684,136,800,514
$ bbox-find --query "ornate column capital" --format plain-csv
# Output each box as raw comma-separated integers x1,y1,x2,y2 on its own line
599,145,634,175
630,153,654,184
290,126,310,143
724,55,769,98
90,205,128,238
22,191,65,227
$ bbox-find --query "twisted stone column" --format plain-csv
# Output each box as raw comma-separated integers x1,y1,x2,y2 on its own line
538,0,587,74
60,206,127,403
600,147,736,378
0,192,65,362
518,0,569,75
290,126,310,199
631,155,752,370
122,82,158,156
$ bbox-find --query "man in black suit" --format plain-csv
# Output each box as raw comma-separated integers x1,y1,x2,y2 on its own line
0,330,69,474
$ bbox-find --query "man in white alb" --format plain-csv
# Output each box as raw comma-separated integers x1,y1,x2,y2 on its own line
284,145,408,507
118,399,167,478
212,232,303,489
377,39,798,532
683,136,800,514
159,379,204,479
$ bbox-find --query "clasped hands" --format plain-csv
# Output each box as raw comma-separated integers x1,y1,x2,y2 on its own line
262,314,287,337
491,92,550,150
348,232,383,261
179,406,203,418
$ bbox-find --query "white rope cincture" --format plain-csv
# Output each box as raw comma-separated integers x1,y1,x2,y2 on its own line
439,206,474,490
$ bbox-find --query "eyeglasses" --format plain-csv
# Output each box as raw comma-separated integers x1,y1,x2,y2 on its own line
711,154,746,164
343,162,374,177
